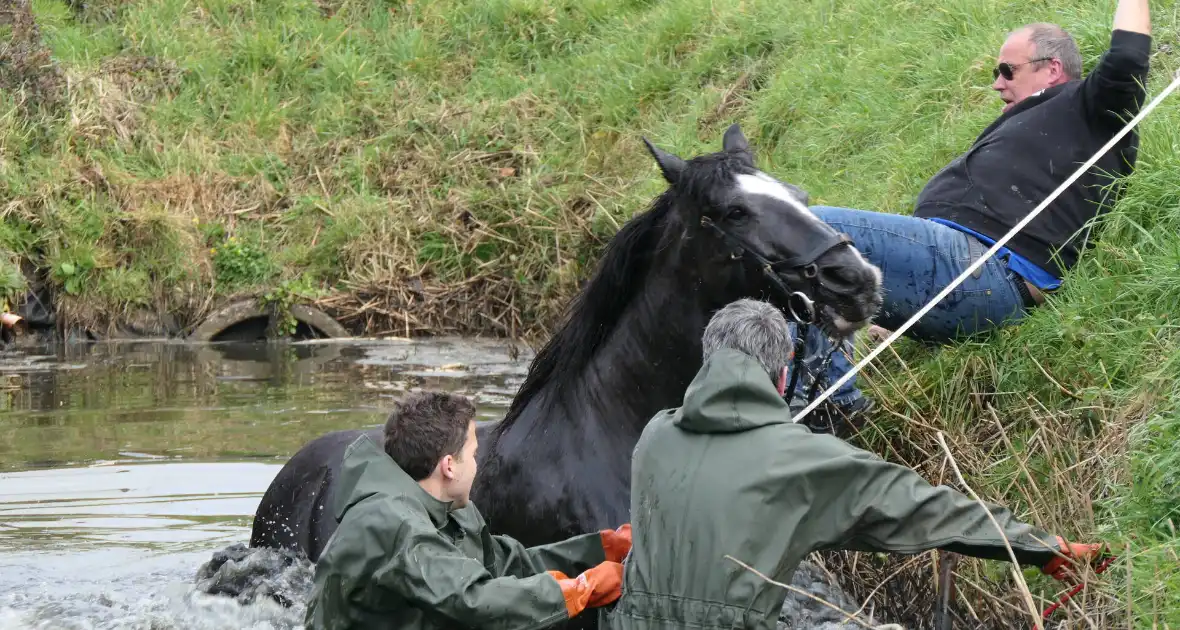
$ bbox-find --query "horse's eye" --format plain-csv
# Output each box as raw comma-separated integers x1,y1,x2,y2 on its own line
725,205,749,221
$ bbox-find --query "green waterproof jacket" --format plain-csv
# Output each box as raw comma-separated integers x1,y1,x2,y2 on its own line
304,433,608,630
601,348,1064,630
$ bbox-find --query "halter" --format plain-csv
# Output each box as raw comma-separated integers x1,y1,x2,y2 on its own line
699,214,856,412
698,215,854,324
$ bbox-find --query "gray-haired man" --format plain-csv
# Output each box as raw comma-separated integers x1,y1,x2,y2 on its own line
600,299,1106,630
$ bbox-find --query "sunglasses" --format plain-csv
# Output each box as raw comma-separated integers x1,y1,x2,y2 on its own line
993,56,1054,81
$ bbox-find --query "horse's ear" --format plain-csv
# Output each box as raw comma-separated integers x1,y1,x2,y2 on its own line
642,137,686,184
722,123,750,156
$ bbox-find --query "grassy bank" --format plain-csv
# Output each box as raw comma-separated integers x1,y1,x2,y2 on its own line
3,0,1178,625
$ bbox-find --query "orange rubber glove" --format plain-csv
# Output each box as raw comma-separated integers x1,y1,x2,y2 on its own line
600,523,632,563
546,561,625,617
1041,536,1107,582
584,561,625,607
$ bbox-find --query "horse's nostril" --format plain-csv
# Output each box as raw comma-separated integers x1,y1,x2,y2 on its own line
819,265,859,289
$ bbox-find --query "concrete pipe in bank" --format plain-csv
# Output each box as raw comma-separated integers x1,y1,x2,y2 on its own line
189,299,349,343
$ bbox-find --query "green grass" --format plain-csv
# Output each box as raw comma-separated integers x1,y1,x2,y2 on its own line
3,0,1179,625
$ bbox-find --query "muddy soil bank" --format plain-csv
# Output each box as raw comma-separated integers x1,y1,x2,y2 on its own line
2,278,358,347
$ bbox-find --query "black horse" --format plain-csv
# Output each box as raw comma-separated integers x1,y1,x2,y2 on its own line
248,124,883,618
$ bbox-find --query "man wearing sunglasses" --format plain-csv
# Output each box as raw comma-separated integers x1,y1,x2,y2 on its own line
793,0,1152,437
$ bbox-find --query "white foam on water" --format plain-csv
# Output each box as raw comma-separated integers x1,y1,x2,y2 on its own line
0,582,306,630
0,461,302,629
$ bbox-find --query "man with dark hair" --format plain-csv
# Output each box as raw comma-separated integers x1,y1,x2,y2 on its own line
380,391,475,482
601,299,1108,629
793,0,1152,434
306,391,633,630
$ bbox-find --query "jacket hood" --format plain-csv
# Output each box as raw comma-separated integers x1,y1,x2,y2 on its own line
673,347,793,434
333,433,453,527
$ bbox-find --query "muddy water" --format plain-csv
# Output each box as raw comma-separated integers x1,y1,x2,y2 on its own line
0,338,532,629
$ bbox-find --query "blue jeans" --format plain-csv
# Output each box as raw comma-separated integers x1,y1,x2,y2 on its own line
790,206,1034,407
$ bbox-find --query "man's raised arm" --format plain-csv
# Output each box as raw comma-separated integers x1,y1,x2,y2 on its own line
1083,0,1152,123
1114,0,1150,35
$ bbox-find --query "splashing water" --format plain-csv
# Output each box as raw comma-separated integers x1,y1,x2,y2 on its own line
193,544,313,609
0,460,307,630
0,547,309,630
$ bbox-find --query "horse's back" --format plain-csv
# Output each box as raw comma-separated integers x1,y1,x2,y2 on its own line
472,411,634,551
250,422,500,562
249,427,379,562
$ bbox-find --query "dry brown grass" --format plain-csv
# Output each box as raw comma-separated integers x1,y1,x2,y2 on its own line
809,343,1144,630
315,275,527,338
110,170,284,227
64,57,187,166
280,89,627,342
0,0,67,115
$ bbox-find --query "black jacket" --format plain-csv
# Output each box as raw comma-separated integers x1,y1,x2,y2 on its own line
914,29,1153,278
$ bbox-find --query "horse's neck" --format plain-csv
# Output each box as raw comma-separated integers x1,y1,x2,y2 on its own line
573,272,708,435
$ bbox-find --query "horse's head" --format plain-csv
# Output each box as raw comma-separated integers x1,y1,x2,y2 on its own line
642,124,883,336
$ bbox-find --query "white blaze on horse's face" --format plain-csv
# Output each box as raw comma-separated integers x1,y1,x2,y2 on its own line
735,170,880,282
734,172,818,221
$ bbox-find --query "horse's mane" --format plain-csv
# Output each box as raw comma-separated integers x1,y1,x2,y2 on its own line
498,151,753,429
498,195,673,427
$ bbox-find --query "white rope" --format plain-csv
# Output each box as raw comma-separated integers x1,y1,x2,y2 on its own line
792,69,1180,424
